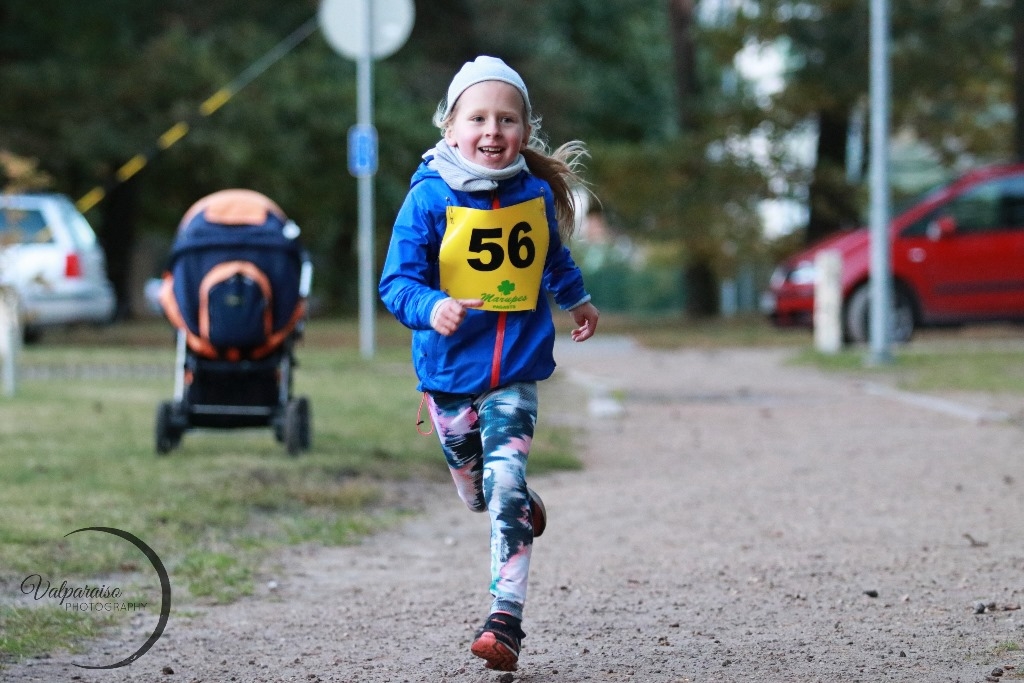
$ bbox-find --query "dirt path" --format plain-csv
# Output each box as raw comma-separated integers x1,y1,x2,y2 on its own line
9,339,1024,682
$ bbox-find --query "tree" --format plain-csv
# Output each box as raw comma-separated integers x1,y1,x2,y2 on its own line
728,0,1017,245
669,0,701,132
1016,0,1024,160
0,151,52,193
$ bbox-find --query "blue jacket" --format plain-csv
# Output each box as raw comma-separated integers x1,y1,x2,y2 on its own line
379,161,589,395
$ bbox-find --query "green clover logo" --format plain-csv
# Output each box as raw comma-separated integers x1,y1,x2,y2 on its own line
497,280,516,295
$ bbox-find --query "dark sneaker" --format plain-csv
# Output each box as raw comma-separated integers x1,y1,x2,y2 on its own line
471,613,525,671
527,486,547,538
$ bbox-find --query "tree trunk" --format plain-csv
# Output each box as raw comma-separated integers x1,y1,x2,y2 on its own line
669,0,718,314
100,174,138,320
684,258,719,317
668,0,699,131
805,107,861,245
1014,0,1024,161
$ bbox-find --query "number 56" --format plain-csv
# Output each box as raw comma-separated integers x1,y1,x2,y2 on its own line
467,222,536,272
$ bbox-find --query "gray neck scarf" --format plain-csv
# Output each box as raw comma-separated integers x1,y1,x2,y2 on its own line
424,139,527,192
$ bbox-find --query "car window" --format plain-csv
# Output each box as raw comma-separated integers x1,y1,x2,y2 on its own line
901,173,1024,237
947,182,1001,234
59,201,98,249
0,208,54,246
997,175,1024,228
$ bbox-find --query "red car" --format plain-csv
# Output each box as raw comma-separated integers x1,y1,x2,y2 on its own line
763,163,1024,343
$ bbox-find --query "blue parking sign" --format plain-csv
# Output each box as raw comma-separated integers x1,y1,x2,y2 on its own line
348,124,378,177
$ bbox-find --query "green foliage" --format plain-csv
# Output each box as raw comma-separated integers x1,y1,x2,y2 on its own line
532,0,677,143
724,0,1017,211
585,136,769,285
575,241,687,314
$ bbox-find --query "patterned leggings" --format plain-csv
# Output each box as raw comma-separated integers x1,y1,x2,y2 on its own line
426,381,538,620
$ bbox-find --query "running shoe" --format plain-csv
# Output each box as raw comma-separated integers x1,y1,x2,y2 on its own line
470,612,525,671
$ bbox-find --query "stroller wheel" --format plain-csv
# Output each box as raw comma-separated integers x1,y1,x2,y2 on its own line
298,396,312,451
283,396,311,456
155,401,183,455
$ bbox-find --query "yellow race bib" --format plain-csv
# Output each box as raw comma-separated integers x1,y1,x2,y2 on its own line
439,197,549,311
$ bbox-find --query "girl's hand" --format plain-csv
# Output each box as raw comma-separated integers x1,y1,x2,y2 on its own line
569,302,599,342
431,297,483,336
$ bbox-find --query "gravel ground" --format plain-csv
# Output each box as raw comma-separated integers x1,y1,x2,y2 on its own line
7,337,1024,683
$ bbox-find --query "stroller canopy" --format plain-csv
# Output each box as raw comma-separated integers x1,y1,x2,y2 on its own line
160,189,309,360
178,189,286,234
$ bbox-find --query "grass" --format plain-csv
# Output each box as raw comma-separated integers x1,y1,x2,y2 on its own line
585,313,1024,397
175,551,255,604
790,326,1024,396
0,316,586,666
0,605,113,662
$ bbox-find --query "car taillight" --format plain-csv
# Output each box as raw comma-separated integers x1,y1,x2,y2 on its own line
65,252,82,278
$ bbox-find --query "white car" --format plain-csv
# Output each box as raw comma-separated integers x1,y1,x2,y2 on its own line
0,193,116,340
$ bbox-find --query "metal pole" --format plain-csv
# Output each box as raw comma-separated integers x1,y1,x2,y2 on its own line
868,0,892,363
357,0,376,358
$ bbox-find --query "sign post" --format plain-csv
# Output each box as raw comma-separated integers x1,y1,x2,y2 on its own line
868,0,892,363
348,124,378,177
318,0,414,358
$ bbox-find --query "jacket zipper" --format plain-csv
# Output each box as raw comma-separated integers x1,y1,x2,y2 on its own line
490,193,506,389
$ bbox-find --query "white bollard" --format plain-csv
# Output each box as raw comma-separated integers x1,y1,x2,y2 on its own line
0,286,20,396
813,249,843,354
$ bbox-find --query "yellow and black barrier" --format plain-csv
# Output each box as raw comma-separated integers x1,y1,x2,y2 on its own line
76,16,319,214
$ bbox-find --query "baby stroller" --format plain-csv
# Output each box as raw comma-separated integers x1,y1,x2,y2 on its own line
155,189,313,455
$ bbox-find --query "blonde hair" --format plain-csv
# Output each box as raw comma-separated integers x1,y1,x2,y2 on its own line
434,98,592,242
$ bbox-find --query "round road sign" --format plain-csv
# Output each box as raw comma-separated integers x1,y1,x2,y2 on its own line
318,0,415,60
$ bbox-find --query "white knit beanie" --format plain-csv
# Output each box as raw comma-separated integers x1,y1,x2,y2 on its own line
442,55,531,120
